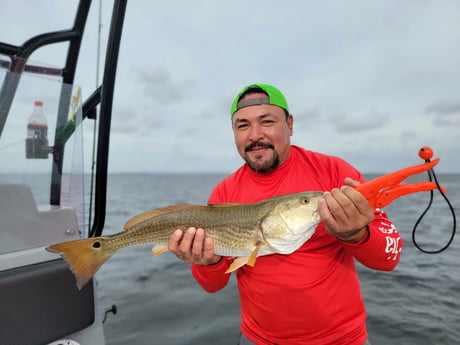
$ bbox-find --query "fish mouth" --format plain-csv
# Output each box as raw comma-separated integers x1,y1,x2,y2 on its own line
245,141,274,153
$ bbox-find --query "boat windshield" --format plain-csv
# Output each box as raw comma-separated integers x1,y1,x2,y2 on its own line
0,61,85,232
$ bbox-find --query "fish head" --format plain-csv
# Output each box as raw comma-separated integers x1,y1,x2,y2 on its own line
260,192,322,254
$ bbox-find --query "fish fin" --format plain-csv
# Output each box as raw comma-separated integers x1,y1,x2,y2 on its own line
152,244,169,256
247,243,263,267
208,202,242,207
124,204,203,230
225,256,250,273
225,242,265,273
46,237,113,290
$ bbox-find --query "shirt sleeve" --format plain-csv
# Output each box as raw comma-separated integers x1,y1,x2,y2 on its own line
340,209,402,271
191,257,233,293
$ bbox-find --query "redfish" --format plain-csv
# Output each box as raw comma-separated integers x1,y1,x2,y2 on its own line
47,192,322,289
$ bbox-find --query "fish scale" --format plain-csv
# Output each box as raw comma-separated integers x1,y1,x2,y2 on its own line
111,204,269,257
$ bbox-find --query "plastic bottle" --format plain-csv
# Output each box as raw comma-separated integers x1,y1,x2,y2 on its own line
26,101,49,159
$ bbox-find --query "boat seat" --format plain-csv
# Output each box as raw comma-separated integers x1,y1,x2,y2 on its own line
0,183,80,254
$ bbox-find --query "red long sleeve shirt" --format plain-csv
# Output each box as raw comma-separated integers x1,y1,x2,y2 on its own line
192,146,402,345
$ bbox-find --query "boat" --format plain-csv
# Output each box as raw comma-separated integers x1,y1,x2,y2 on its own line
0,1,127,344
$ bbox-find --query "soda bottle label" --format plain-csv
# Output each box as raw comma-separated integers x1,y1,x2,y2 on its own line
27,122,48,140
25,101,49,159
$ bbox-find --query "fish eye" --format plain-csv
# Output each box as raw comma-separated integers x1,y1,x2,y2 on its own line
302,199,309,204
92,241,101,248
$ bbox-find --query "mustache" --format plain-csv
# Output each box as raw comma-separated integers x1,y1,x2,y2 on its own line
245,141,274,152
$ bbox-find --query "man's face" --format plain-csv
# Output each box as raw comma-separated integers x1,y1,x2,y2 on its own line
232,92,293,173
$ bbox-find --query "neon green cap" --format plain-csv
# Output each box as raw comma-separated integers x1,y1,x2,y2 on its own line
230,83,289,116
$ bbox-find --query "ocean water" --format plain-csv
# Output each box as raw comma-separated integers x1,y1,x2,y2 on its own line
95,173,460,345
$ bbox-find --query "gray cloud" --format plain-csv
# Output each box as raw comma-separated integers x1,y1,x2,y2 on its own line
292,106,323,125
110,107,140,134
330,111,387,133
135,66,196,105
433,113,460,127
426,101,460,114
426,101,460,126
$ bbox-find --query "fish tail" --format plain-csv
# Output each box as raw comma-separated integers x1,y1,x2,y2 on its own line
46,237,113,290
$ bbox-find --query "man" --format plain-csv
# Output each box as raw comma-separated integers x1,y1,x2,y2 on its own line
169,83,402,345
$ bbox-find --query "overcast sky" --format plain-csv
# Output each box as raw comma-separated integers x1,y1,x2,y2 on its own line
1,0,459,173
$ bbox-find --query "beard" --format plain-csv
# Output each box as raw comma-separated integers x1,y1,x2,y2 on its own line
244,141,280,174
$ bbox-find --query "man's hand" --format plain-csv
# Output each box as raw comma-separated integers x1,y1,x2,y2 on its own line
319,177,375,243
168,227,222,265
